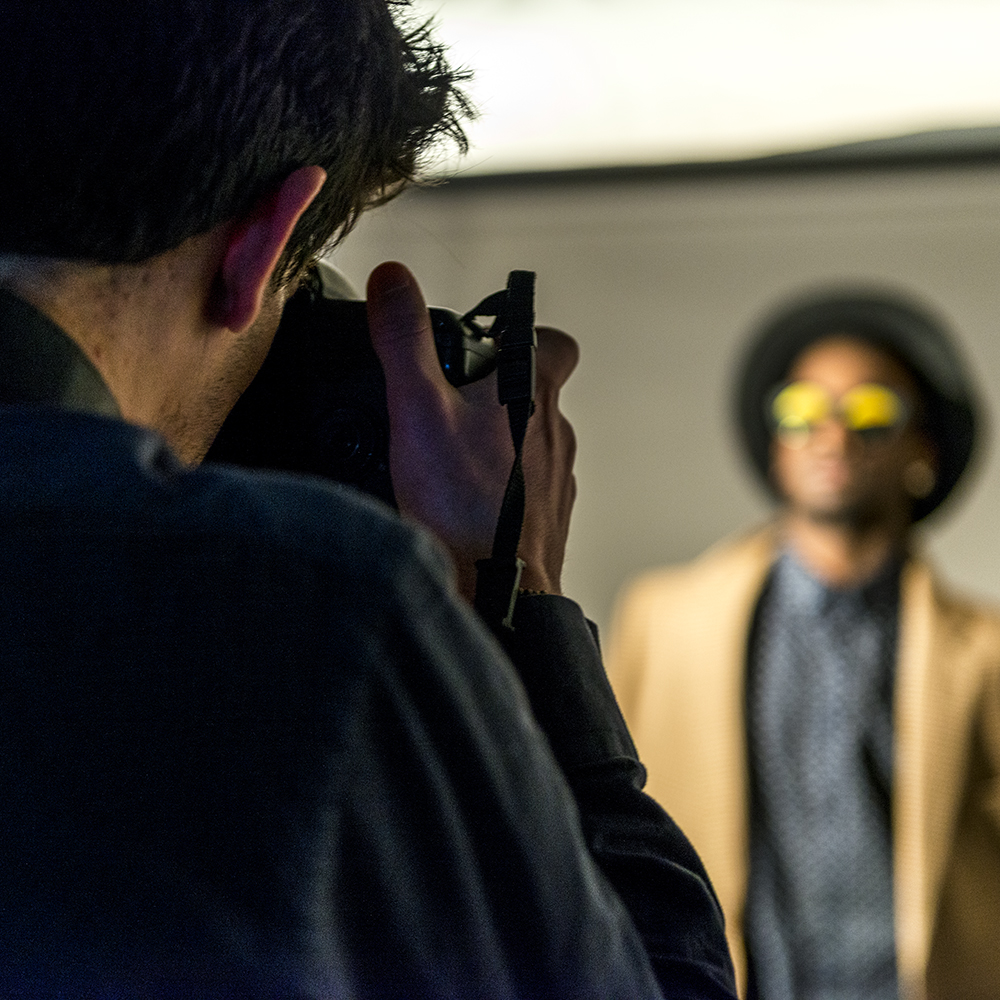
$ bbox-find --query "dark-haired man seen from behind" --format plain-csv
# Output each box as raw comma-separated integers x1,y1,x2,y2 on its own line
610,293,1000,1000
0,2,736,998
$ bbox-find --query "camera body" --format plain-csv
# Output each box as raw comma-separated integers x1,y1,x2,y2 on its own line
205,265,496,507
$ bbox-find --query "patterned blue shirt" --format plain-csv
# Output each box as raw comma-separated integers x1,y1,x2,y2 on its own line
745,548,900,1000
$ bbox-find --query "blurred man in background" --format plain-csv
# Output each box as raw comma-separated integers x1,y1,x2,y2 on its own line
609,292,1000,1000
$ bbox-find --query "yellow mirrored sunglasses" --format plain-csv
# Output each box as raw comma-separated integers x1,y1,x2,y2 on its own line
770,380,909,444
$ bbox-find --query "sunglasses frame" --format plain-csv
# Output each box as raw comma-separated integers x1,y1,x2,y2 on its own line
767,379,911,445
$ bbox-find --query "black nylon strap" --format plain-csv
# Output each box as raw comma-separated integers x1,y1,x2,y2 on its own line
470,270,536,631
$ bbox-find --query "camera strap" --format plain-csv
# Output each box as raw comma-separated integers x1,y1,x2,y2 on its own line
463,270,537,631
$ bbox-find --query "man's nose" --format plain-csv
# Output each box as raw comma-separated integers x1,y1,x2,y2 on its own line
809,416,852,454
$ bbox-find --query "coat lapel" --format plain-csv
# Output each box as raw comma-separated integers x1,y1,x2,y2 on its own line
893,559,982,1000
612,529,776,994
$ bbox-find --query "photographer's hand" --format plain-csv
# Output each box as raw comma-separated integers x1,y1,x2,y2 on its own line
367,261,578,602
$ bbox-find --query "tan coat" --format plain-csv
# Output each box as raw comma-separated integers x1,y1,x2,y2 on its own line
608,527,1000,1000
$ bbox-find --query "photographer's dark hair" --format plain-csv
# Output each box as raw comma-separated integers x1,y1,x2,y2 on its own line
0,0,470,281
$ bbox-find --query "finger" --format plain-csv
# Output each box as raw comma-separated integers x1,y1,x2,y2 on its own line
366,261,444,393
535,326,579,396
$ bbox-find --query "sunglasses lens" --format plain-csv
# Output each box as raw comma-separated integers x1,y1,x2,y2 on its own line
770,380,908,444
840,383,905,433
772,381,830,434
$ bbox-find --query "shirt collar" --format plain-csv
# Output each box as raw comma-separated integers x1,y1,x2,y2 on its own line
773,544,903,616
0,288,120,418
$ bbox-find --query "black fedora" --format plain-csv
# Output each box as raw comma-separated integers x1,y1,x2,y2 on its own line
733,290,981,521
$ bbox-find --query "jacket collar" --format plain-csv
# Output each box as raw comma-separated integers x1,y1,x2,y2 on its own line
0,288,120,418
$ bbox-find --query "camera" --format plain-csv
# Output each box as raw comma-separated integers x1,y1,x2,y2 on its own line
205,262,499,507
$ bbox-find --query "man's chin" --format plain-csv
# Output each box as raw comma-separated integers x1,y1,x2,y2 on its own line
799,497,883,530
808,507,860,526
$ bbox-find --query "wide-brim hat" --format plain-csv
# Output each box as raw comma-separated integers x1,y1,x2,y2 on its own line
733,290,981,521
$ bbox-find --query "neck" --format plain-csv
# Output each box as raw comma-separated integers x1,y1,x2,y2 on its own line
780,510,910,587
0,233,254,464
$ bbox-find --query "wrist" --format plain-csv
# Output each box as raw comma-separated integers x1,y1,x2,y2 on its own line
517,564,561,596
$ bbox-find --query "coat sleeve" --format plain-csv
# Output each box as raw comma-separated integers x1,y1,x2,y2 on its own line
496,594,738,1000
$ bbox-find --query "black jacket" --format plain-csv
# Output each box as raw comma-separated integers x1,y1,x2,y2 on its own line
0,291,736,998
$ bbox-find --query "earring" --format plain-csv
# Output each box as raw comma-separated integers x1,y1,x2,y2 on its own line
903,459,935,499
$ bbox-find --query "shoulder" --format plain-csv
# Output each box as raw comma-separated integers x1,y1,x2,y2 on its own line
616,525,777,617
904,554,1000,667
186,457,447,584
2,407,453,601
607,526,777,694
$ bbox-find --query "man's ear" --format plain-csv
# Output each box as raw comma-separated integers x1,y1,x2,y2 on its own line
212,165,327,333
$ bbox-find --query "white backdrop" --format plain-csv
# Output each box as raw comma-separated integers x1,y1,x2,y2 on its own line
329,163,1000,637
408,0,1000,173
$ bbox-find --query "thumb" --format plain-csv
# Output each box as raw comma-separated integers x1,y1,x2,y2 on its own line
366,261,442,393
